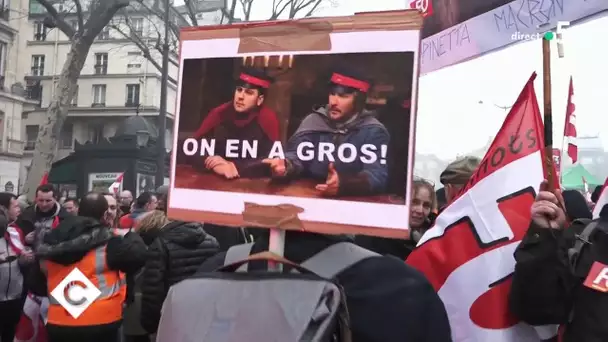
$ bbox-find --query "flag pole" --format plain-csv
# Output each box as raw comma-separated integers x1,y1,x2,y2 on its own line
542,38,556,189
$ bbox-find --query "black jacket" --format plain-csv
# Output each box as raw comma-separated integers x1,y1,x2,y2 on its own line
356,220,432,260
140,221,220,334
34,216,147,334
195,231,452,342
510,219,608,341
17,203,69,236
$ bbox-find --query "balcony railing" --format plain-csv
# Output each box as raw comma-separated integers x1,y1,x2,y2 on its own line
24,141,35,150
91,102,106,107
33,32,46,41
30,67,44,76
0,7,9,21
1,139,25,154
94,64,107,75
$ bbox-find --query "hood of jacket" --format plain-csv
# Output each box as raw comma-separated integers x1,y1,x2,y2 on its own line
36,216,114,265
292,106,384,138
159,221,214,248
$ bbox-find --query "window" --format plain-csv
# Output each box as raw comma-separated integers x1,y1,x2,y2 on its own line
31,55,45,76
127,63,141,73
60,123,73,149
90,124,104,143
131,18,143,36
94,53,108,74
25,125,38,150
0,0,9,21
92,84,106,106
0,42,6,88
98,27,110,40
71,85,79,106
34,22,46,41
70,19,79,31
125,84,140,106
127,51,142,56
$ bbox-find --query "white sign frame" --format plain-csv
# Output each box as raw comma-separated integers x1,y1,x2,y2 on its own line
170,29,421,232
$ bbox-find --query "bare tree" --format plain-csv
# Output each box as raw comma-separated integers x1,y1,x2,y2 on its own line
118,0,336,77
22,0,130,200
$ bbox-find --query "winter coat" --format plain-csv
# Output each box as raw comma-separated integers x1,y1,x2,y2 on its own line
140,221,219,333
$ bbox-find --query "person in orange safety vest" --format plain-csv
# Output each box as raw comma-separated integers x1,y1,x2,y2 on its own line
35,192,147,342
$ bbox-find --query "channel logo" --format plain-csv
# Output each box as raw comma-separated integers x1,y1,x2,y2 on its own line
50,268,101,319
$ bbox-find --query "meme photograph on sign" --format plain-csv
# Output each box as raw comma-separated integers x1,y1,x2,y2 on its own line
174,52,414,204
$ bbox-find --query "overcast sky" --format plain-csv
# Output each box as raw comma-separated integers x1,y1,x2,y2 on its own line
175,0,607,160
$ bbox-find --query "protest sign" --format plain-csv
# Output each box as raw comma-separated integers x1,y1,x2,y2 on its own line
407,73,555,341
413,0,608,74
168,11,423,238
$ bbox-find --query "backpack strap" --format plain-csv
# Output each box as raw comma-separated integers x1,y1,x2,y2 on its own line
300,242,379,279
224,243,255,271
568,219,598,273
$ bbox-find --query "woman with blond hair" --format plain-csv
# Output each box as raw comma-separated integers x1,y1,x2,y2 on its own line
356,178,437,260
136,210,219,335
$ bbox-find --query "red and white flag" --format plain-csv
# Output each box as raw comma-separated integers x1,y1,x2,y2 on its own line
563,77,577,164
14,294,48,342
593,178,608,219
582,177,592,202
407,73,557,341
108,173,124,194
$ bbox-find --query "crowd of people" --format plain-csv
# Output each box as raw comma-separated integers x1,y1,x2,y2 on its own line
0,156,605,342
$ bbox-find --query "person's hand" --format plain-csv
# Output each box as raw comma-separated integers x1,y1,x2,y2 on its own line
531,180,567,229
262,158,287,177
20,249,35,263
213,162,239,179
25,232,35,244
205,156,227,170
315,163,340,197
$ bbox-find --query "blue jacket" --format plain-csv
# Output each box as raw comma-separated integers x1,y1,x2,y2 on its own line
284,106,390,196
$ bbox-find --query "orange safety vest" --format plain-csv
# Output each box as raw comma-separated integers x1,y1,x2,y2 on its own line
46,245,126,326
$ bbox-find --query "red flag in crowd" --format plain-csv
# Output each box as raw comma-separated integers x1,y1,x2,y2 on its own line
108,172,124,194
563,77,577,164
39,172,49,186
407,73,557,341
593,178,608,219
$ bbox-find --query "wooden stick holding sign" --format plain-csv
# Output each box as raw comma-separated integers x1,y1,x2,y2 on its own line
542,35,558,190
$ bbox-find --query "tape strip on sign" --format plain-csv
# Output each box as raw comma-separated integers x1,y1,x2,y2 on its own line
179,10,423,53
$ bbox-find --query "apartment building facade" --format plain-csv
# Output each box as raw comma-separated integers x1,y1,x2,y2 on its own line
20,0,186,189
0,0,39,193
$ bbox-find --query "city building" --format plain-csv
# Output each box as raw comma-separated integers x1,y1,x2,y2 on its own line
0,0,39,192
18,0,228,190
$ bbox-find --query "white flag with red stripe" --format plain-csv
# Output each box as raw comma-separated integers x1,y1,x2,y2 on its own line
108,173,124,194
593,178,608,219
407,73,557,341
562,77,578,164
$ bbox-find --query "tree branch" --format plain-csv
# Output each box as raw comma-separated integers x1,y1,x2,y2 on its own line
73,0,84,32
110,20,177,84
183,0,198,26
302,0,324,17
34,0,75,38
270,0,291,20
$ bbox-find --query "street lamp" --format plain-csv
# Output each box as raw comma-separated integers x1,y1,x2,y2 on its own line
156,0,171,188
136,130,150,148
